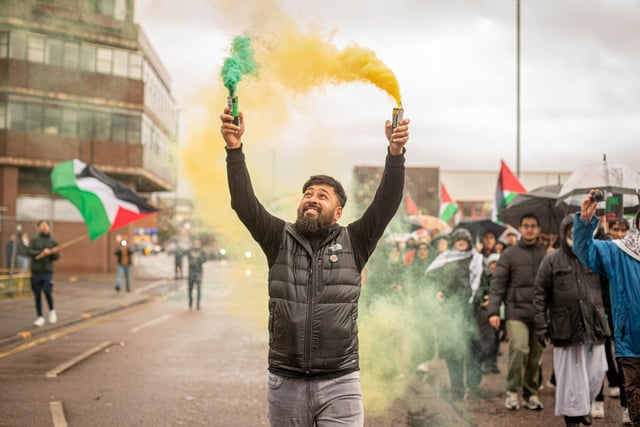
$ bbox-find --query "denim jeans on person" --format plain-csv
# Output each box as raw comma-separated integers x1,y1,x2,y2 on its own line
188,278,201,309
505,319,544,398
116,264,131,291
31,272,54,316
267,370,363,427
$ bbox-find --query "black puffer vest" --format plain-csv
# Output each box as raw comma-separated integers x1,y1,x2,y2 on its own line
267,224,361,376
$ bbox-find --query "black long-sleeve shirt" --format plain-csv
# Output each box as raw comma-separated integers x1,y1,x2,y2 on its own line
226,145,405,269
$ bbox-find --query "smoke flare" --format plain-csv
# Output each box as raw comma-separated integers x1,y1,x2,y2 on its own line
221,35,257,96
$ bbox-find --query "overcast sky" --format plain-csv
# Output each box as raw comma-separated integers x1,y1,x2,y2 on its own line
134,0,640,205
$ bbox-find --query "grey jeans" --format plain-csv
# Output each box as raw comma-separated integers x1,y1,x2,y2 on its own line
267,371,364,427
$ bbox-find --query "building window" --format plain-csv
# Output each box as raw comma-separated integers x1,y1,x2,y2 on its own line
128,54,142,79
46,39,64,66
112,114,127,141
63,41,80,69
0,32,8,58
8,103,25,130
127,116,140,143
0,101,6,129
113,50,127,77
9,32,26,59
43,105,62,135
25,104,43,132
96,48,112,74
78,110,94,138
94,112,110,140
27,36,45,63
80,44,96,72
61,108,77,137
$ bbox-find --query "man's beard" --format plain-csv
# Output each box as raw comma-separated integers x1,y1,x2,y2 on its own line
294,209,333,237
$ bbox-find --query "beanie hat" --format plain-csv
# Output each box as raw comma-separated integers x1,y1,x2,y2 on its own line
486,253,500,265
449,228,473,249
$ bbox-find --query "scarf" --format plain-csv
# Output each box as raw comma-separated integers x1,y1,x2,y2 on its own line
614,228,640,262
426,249,484,302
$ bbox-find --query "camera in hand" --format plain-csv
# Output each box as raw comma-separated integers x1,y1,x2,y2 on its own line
591,190,604,202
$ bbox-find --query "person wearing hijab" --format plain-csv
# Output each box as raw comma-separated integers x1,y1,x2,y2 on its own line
424,228,485,401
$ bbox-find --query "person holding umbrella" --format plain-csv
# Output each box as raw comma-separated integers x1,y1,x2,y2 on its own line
573,190,640,427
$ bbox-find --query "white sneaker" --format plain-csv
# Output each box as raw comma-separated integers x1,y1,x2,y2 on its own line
622,407,632,425
609,386,620,397
48,310,57,324
416,361,429,373
525,395,543,410
505,391,520,410
33,316,45,327
590,401,604,418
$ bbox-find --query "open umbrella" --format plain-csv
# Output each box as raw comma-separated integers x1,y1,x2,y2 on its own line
404,214,452,235
452,218,507,242
498,184,566,234
557,158,640,215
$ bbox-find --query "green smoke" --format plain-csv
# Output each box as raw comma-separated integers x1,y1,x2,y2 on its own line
221,35,257,96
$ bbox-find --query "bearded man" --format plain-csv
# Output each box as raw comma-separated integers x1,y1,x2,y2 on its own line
220,107,410,427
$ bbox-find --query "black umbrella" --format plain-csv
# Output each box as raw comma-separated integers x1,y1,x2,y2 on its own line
452,219,507,243
498,184,567,234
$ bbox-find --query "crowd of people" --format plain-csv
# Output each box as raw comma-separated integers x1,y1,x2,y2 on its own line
361,212,637,427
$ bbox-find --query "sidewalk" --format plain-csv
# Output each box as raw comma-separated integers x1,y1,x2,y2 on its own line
0,271,173,350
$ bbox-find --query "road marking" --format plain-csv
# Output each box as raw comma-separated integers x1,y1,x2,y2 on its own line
49,401,68,427
129,313,171,334
16,331,31,340
46,341,112,378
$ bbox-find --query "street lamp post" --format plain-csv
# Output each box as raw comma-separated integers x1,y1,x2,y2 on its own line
516,0,521,178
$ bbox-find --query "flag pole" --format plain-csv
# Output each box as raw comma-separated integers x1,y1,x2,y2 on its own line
34,233,89,260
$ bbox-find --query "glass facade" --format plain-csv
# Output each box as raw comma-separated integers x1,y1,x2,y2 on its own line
1,29,177,158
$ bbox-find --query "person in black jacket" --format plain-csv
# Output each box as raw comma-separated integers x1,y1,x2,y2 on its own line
220,106,409,427
534,215,610,427
186,239,207,310
27,220,60,327
488,213,547,411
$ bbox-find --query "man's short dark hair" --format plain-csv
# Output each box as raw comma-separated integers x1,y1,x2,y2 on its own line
37,219,49,227
302,175,347,207
519,213,540,226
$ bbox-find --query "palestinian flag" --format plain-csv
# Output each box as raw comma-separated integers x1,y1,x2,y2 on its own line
439,182,459,224
405,191,419,215
51,159,158,240
492,160,527,221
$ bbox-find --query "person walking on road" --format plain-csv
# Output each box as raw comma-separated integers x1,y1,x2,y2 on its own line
186,239,207,310
533,215,610,427
425,228,485,401
488,213,547,411
573,190,640,427
114,237,133,292
27,220,60,327
220,106,410,426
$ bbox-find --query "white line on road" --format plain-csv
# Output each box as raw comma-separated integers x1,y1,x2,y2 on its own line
129,313,172,334
49,401,68,427
45,341,112,378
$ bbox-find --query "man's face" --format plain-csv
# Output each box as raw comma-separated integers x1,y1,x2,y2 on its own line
518,218,540,243
295,184,343,237
38,221,50,234
482,233,496,249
